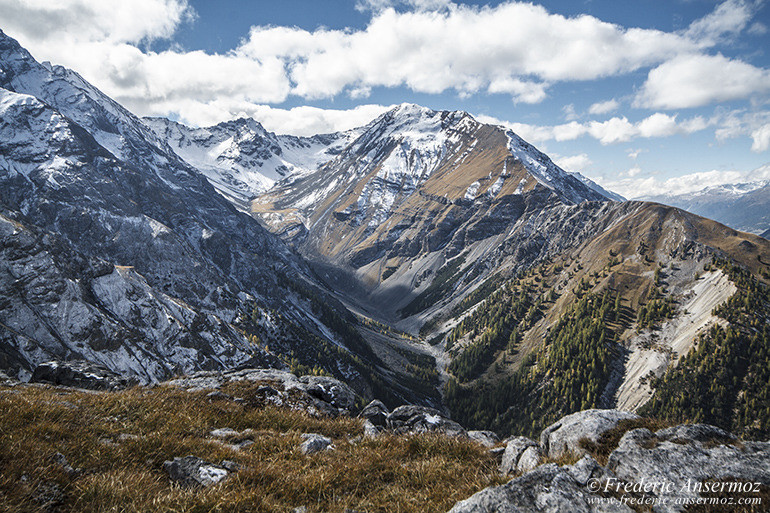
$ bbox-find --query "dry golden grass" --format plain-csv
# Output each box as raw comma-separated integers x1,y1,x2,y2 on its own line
0,382,505,512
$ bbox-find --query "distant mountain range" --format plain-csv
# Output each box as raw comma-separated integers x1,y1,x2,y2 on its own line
643,178,770,235
2,29,770,439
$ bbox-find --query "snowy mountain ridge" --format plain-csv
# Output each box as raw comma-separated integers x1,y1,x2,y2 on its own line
144,116,362,206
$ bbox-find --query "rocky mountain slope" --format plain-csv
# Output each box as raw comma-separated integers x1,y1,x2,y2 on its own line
643,179,770,235
144,117,360,208
252,104,610,321
0,30,440,406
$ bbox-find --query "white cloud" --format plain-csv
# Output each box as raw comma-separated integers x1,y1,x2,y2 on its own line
162,100,393,136
479,112,709,145
355,0,452,12
554,153,592,173
636,53,770,109
588,99,619,115
0,0,764,127
751,124,770,152
562,103,578,121
487,77,549,104
715,110,770,153
684,0,755,45
593,164,770,199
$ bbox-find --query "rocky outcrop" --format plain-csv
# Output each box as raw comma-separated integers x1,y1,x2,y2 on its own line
607,425,770,508
467,431,500,448
386,405,466,436
163,456,230,488
449,462,631,513
499,437,542,475
359,399,389,427
449,412,770,513
165,368,358,416
31,361,137,390
539,409,639,460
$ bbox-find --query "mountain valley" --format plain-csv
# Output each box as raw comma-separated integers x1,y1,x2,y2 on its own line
2,27,770,450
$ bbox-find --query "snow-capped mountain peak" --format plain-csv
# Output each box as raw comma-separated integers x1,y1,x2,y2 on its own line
144,116,361,207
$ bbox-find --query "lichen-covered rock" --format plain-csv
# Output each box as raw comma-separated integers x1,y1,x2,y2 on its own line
467,431,499,448
607,426,770,508
540,409,639,459
448,463,633,513
300,433,333,454
386,405,466,436
499,437,541,475
31,360,136,390
163,456,229,487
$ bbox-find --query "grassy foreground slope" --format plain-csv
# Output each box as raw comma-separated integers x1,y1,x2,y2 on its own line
0,381,503,513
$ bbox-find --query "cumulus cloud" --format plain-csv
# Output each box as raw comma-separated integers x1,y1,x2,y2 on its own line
478,112,710,145
588,99,619,115
636,53,770,109
0,0,765,131
554,153,592,173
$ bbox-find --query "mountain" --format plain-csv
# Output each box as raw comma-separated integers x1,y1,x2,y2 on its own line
144,117,360,208
0,30,441,405
3,28,770,448
763,227,770,239
643,179,770,234
569,171,626,201
252,104,611,320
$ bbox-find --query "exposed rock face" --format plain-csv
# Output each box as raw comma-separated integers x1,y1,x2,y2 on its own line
359,399,389,427
467,431,500,448
164,368,358,416
449,413,770,513
608,425,770,508
31,360,136,390
386,405,466,436
540,409,639,460
500,437,542,475
163,456,229,487
0,30,384,393
144,117,360,205
300,375,357,411
449,463,631,513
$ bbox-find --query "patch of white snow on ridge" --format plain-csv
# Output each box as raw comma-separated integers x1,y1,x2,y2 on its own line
465,181,481,200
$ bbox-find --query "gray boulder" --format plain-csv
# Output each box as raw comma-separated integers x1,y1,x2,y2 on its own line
359,399,389,427
362,419,384,438
300,433,334,455
607,426,770,509
163,456,229,487
31,360,136,390
500,437,542,475
448,463,633,513
468,430,500,448
540,409,639,460
387,405,466,436
300,375,357,411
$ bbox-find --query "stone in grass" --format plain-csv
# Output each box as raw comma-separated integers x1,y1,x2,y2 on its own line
163,456,229,487
300,433,334,454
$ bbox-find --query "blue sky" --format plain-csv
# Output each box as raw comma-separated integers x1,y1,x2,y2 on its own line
1,0,769,198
